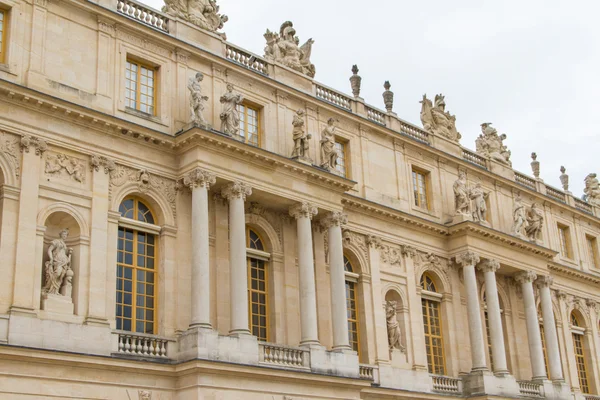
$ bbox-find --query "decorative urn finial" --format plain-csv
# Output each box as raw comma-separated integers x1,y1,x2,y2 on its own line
349,65,361,98
559,166,569,192
383,81,393,113
530,152,540,178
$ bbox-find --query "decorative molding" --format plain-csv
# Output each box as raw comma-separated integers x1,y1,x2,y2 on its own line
0,132,21,178
44,152,86,183
341,229,368,263
366,234,382,249
116,29,172,58
380,243,403,266
182,168,216,190
34,0,48,8
175,48,190,65
246,202,284,248
514,270,537,284
20,135,47,156
98,18,116,36
289,201,318,220
454,251,480,268
320,211,347,230
535,275,553,288
90,155,116,174
547,262,600,285
477,259,500,273
221,181,252,201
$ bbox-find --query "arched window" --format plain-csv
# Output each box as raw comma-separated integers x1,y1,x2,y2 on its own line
420,272,446,375
247,227,269,341
116,198,158,334
571,313,590,394
344,256,360,356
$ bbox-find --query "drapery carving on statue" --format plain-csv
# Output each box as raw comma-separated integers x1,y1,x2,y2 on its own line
386,300,405,353
469,183,490,227
511,193,544,244
583,173,600,206
475,122,512,166
420,94,461,142
42,229,74,297
188,72,210,127
264,21,316,78
220,84,243,137
320,118,338,172
453,170,470,217
45,153,86,183
162,0,228,37
291,109,312,161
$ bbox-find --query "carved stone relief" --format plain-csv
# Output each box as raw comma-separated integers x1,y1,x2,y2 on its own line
0,132,21,178
45,152,86,183
188,72,210,127
420,94,461,142
341,229,368,263
246,201,283,248
20,135,48,155
90,155,116,174
475,123,511,166
264,21,315,77
162,0,228,37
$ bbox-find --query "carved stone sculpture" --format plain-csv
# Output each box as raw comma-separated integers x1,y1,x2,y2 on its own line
559,166,569,192
349,65,361,98
525,202,544,244
530,152,540,178
138,390,152,400
419,94,461,142
264,21,315,77
320,118,338,171
188,72,209,127
162,0,228,37
453,170,471,217
91,155,116,174
45,153,85,183
382,81,393,112
386,301,405,352
219,84,243,136
475,123,511,166
291,109,311,162
470,183,489,226
42,229,74,297
511,193,527,239
583,173,600,206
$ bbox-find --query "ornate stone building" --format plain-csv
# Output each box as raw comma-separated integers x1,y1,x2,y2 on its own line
0,0,599,399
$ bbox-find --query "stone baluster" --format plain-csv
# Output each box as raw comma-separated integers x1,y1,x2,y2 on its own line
321,211,351,350
289,202,320,346
185,168,216,329
478,259,509,375
456,251,488,372
222,181,252,336
536,276,563,381
515,271,547,381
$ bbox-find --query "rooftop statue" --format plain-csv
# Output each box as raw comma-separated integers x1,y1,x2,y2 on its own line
264,21,316,78
419,94,461,142
163,0,228,37
584,173,600,206
475,122,512,166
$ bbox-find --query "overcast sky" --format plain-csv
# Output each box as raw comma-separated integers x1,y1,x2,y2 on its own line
142,0,599,196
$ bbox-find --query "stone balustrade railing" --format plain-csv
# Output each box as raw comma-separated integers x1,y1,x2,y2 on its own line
358,364,378,383
315,84,352,111
366,106,386,126
258,343,310,370
575,198,594,214
583,395,600,400
114,331,173,358
517,381,543,397
225,44,269,76
545,185,566,203
462,148,487,169
515,171,537,191
116,0,169,32
431,375,462,394
399,121,430,144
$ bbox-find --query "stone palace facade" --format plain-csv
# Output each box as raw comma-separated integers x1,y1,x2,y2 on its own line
1,0,600,399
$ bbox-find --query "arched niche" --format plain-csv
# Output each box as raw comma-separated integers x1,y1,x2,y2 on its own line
384,287,408,365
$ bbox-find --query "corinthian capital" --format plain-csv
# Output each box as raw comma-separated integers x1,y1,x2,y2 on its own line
20,135,48,155
535,275,554,288
454,251,480,267
90,155,116,174
221,181,252,201
183,168,216,190
514,270,537,284
289,201,318,220
477,259,500,273
320,211,348,230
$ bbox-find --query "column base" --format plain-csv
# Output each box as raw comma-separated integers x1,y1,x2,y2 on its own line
331,344,352,352
189,322,212,330
299,340,322,349
228,328,251,337
462,369,520,398
8,306,36,317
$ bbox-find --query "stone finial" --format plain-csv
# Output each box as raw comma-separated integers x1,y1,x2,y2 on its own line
183,168,216,190
477,259,500,273
221,181,252,201
535,275,554,288
559,166,569,192
289,201,318,220
514,270,537,284
454,251,480,267
530,152,540,178
383,81,393,113
320,211,348,230
349,65,362,98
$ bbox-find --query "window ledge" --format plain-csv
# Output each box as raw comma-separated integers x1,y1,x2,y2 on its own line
411,205,439,219
0,63,17,77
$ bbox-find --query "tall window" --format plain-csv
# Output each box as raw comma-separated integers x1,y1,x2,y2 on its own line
237,103,260,146
247,228,269,341
483,293,509,372
335,141,347,177
116,198,158,334
126,59,156,115
420,273,445,375
539,307,551,378
586,235,599,269
412,168,429,209
571,313,590,394
0,10,6,64
557,224,572,259
344,256,360,356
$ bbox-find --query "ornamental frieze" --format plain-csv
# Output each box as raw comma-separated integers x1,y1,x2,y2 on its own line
45,152,86,183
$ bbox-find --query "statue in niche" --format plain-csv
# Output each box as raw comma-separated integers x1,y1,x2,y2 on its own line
419,94,461,142
42,228,74,297
320,118,338,171
291,109,311,160
470,183,489,226
45,154,84,183
453,170,471,217
525,202,544,244
219,84,243,136
188,72,209,127
475,123,512,166
386,301,405,352
162,0,228,37
264,21,316,78
511,193,527,238
583,173,600,206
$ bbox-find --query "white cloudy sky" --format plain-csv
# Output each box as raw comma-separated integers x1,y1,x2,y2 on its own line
142,0,599,196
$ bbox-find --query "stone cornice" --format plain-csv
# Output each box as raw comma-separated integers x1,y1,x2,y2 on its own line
547,262,600,285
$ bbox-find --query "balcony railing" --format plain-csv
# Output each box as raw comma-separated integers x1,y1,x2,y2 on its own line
518,381,543,397
114,331,173,358
225,44,269,76
575,198,594,214
315,84,352,111
358,364,378,382
116,0,169,32
462,148,487,169
399,121,430,144
583,395,600,400
431,375,462,394
545,185,566,203
515,171,537,191
366,106,386,126
259,343,310,370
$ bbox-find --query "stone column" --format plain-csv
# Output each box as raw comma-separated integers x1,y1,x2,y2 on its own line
185,168,216,329
321,211,350,351
536,276,563,381
404,246,429,370
478,259,508,375
456,251,487,372
515,270,547,381
289,201,319,346
222,182,252,336
367,236,391,364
